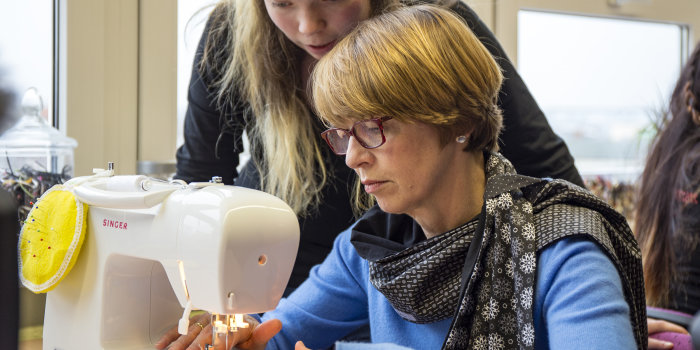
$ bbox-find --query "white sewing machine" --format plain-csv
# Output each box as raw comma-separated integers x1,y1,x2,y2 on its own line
42,165,299,349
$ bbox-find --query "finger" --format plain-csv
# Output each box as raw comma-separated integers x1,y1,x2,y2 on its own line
167,322,209,350
155,313,212,350
252,319,283,343
648,318,689,335
295,340,311,350
237,319,282,350
647,337,674,349
187,323,216,350
155,323,188,350
195,312,212,325
210,328,246,350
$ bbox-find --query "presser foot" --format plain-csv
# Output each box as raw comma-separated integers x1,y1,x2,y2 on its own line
210,313,250,349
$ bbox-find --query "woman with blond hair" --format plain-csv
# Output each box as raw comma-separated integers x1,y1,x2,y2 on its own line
174,0,583,296
162,5,646,350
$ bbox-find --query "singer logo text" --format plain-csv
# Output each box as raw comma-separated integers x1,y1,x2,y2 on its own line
103,219,128,230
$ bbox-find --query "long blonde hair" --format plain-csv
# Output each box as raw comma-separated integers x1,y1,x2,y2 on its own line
312,4,503,211
199,0,400,215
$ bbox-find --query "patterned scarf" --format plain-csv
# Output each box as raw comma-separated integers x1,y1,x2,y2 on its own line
367,218,478,323
352,152,647,350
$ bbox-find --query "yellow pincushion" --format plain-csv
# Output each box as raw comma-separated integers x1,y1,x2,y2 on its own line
18,185,88,293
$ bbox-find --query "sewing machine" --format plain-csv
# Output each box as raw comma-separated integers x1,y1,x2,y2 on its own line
42,166,299,349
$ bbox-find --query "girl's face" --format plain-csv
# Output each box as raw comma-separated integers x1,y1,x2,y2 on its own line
264,0,372,60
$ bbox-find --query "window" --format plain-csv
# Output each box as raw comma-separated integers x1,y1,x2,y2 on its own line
177,0,217,147
518,10,687,181
177,0,250,171
0,1,53,124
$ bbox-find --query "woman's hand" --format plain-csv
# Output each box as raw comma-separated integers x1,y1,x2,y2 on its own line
295,341,311,350
154,313,282,350
647,317,689,349
154,312,212,350
234,318,283,350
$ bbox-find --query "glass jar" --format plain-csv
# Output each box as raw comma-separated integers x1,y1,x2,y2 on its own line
0,88,77,221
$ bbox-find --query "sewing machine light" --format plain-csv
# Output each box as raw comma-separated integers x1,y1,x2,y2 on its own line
210,313,249,332
229,314,249,330
208,313,249,349
177,260,190,299
176,260,194,335
212,317,227,334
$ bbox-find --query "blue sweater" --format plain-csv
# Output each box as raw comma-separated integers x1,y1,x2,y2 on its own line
262,228,636,349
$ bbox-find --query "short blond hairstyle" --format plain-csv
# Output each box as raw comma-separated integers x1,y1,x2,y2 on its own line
312,4,503,152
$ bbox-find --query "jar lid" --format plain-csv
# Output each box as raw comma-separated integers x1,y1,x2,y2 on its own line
0,88,77,149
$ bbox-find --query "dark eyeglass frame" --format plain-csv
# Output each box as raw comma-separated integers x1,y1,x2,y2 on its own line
321,116,393,155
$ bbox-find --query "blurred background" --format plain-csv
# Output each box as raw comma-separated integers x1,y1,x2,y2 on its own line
0,0,697,348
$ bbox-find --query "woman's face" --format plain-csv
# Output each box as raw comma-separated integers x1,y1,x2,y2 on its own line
264,0,372,60
343,118,466,216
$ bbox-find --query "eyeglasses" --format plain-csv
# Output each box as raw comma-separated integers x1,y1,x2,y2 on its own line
321,116,393,155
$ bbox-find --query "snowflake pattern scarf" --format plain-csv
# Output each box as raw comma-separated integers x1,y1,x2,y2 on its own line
352,152,647,350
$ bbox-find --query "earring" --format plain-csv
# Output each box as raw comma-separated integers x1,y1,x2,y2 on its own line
456,135,467,143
